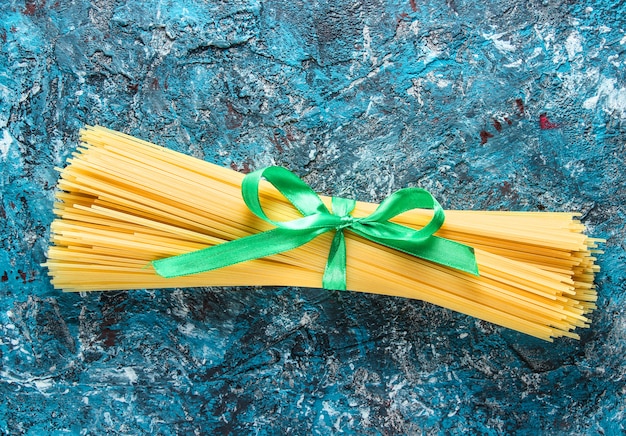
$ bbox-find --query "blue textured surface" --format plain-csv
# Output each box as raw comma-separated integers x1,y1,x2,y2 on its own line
1,0,625,434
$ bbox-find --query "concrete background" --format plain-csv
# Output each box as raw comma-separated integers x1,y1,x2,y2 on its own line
1,0,624,434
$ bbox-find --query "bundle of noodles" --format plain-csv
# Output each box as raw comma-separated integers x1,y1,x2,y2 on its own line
44,126,601,341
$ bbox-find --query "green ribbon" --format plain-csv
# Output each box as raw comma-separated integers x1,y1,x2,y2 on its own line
152,166,479,290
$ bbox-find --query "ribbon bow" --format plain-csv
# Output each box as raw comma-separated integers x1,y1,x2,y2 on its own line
152,166,478,290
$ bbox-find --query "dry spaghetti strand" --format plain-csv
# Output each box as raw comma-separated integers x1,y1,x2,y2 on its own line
45,126,601,341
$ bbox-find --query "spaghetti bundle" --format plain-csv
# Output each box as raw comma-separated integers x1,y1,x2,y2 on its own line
45,126,600,341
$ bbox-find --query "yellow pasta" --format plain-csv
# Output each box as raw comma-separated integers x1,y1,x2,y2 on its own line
45,126,600,341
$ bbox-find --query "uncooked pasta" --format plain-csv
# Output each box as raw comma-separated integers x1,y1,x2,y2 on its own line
45,126,600,341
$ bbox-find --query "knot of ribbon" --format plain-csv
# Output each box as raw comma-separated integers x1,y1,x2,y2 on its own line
152,166,479,290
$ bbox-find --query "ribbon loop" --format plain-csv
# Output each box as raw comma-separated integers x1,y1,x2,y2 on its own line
153,166,479,290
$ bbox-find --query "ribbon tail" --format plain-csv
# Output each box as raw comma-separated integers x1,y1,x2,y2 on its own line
323,230,348,291
354,229,479,276
420,237,479,275
152,228,322,278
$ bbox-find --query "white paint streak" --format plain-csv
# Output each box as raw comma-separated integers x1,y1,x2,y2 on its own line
34,379,54,392
123,366,138,384
600,79,626,118
422,45,440,65
607,54,620,68
583,77,626,118
504,59,522,68
552,47,566,66
178,322,195,335
582,95,598,109
0,370,56,395
565,31,583,61
528,47,543,61
0,129,13,158
341,53,393,95
362,25,377,66
537,26,555,50
406,78,422,102
425,71,450,89
322,400,338,417
151,28,174,57
483,32,516,53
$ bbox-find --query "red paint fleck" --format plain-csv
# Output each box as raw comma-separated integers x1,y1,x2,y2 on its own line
499,181,513,195
225,102,244,129
149,77,159,90
1,271,8,282
270,129,294,153
0,30,6,43
515,98,525,115
127,83,139,93
10,26,18,33
397,12,409,24
99,328,118,347
480,130,494,145
23,0,45,16
539,113,560,130
504,116,513,125
16,270,35,283
492,118,502,132
271,133,284,153
409,0,417,12
9,201,15,209
230,161,252,174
